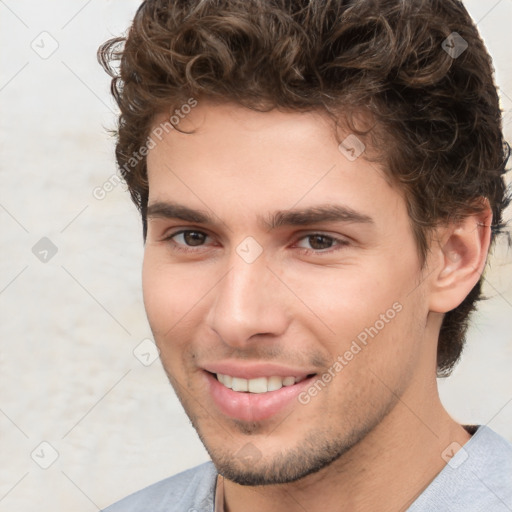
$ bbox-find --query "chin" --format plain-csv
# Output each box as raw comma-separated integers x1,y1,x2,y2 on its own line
204,430,358,486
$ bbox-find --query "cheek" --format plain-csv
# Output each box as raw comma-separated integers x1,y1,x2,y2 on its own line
142,254,197,379
296,257,424,386
285,264,406,343
142,254,169,335
355,296,426,398
142,251,194,339
315,300,425,430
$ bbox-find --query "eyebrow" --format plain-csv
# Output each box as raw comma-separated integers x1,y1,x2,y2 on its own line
146,201,374,230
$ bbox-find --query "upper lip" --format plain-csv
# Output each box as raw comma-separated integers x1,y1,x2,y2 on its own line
203,361,316,380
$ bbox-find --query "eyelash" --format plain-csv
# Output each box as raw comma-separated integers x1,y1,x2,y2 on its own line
161,229,349,256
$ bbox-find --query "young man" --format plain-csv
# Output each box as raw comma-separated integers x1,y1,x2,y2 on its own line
98,0,511,510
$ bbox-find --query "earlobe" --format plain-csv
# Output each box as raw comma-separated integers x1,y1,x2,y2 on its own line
428,203,492,313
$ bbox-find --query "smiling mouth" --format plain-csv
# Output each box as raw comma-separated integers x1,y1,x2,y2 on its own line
211,372,316,394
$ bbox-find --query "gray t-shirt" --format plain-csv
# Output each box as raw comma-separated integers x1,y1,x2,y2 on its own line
102,425,512,511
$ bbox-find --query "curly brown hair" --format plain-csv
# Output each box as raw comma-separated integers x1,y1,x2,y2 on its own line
98,0,510,377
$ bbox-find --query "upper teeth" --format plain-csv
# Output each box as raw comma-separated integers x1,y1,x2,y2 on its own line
216,374,305,393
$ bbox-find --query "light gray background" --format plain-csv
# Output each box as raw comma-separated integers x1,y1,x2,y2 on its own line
0,1,511,510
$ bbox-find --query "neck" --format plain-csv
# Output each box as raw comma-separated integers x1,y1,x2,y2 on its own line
222,378,471,512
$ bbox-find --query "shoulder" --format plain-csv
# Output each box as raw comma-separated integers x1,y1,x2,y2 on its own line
409,425,512,511
101,461,218,512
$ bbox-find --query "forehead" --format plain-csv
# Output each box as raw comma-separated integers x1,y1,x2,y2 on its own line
145,101,404,229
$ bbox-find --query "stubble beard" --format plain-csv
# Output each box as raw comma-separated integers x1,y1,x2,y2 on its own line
169,373,399,487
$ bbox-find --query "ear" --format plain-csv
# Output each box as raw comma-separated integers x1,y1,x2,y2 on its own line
428,201,492,313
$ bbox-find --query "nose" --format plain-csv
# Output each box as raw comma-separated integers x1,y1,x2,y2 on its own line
206,250,290,348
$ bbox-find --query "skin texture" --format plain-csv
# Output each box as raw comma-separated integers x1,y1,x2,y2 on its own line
142,100,491,512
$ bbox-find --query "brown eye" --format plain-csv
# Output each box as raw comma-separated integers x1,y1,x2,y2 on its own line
165,230,210,249
181,231,207,246
307,235,335,250
295,233,349,255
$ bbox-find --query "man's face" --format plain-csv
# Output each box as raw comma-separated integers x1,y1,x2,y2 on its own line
143,101,432,485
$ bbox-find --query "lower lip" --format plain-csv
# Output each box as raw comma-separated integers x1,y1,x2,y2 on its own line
205,371,315,422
